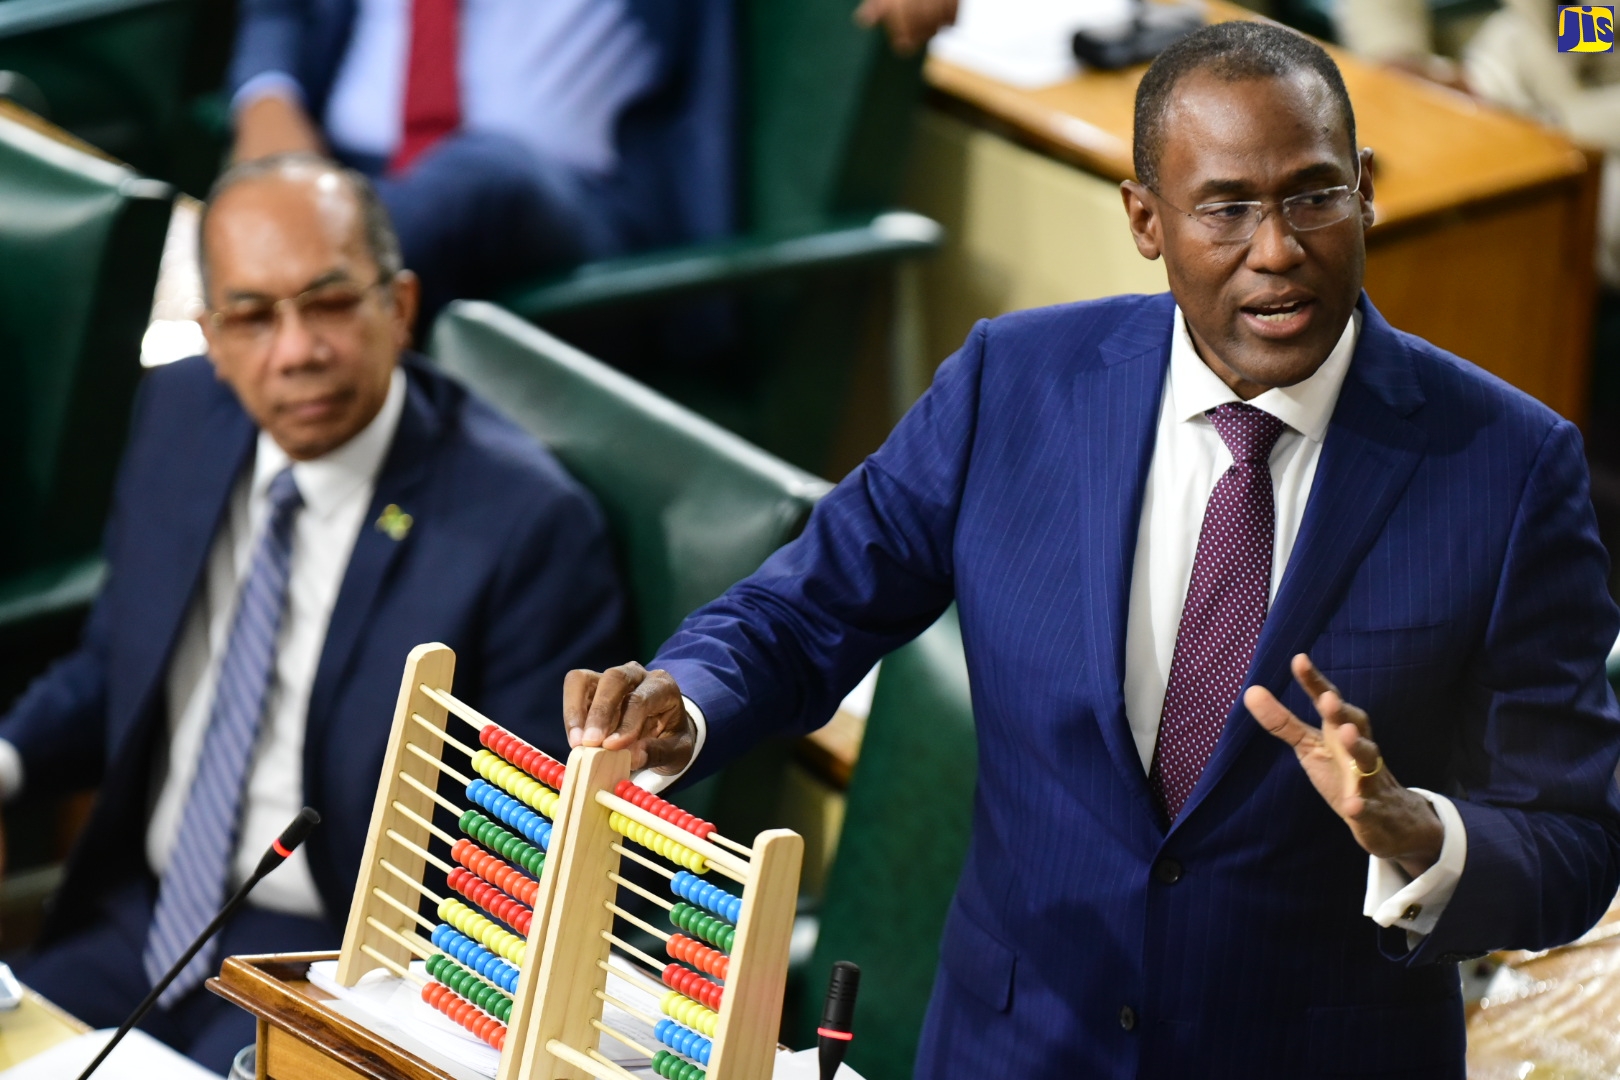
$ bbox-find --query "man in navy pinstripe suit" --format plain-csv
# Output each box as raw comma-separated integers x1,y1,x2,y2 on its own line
561,22,1620,1079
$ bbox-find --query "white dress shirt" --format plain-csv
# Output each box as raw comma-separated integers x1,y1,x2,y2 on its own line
236,0,659,176
144,368,407,917
1123,307,1464,937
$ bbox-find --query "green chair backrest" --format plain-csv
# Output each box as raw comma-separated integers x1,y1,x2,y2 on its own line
0,0,203,184
743,0,926,232
799,606,975,1077
0,108,171,581
430,300,832,658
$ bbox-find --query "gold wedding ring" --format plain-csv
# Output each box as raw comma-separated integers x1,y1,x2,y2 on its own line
1350,755,1384,780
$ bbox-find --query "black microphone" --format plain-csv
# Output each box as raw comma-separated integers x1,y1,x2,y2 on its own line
74,808,322,1080
816,960,860,1080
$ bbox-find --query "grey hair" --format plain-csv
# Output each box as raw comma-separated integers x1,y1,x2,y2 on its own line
197,153,404,296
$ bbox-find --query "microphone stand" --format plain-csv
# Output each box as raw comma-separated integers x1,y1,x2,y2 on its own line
74,807,321,1080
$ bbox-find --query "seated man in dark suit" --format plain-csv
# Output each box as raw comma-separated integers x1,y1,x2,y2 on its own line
0,154,627,1071
228,0,733,328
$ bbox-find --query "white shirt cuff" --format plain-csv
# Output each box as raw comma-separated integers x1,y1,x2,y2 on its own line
1363,788,1467,941
630,695,708,795
0,739,24,801
231,72,306,116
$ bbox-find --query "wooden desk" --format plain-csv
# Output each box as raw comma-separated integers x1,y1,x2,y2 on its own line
0,988,89,1069
907,5,1599,423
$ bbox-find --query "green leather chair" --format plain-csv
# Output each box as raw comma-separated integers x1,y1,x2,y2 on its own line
797,606,975,1077
499,0,943,475
0,106,172,872
429,299,831,663
0,0,230,192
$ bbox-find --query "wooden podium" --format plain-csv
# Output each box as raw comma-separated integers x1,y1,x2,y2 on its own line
209,953,456,1080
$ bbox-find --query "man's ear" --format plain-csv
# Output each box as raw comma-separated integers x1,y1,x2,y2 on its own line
1121,180,1163,261
1356,147,1376,230
389,269,421,349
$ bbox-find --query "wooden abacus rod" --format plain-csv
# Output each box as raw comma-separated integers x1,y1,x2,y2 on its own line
374,886,438,934
591,1018,658,1060
603,930,666,975
399,772,464,818
545,1040,638,1080
711,832,754,858
595,988,661,1028
360,944,426,986
388,829,455,874
605,901,671,943
597,958,666,997
406,741,475,788
392,797,458,846
612,843,675,880
380,858,445,906
608,871,675,911
411,712,480,760
597,790,751,881
366,916,434,961
419,684,492,732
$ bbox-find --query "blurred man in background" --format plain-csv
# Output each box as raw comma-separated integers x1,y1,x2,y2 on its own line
228,0,734,329
0,155,625,1071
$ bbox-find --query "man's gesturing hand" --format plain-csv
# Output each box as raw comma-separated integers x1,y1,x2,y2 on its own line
1245,654,1443,879
563,663,696,775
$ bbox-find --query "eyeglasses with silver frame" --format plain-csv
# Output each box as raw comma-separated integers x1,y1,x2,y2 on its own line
1150,162,1365,245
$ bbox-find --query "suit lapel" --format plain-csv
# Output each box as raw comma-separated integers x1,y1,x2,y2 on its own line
1175,297,1427,826
1074,297,1174,819
119,376,256,749
305,364,442,747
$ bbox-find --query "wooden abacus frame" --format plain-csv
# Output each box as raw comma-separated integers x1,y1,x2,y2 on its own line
337,643,803,1080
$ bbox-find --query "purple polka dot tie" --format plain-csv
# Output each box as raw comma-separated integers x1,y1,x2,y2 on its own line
1149,403,1287,823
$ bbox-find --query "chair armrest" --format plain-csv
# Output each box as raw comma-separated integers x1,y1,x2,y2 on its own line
498,211,944,322
0,558,107,632
0,0,180,39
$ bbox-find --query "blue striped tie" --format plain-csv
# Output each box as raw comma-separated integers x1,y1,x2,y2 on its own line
143,467,303,1007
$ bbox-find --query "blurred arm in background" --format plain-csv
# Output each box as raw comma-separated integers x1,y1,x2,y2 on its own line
855,0,958,54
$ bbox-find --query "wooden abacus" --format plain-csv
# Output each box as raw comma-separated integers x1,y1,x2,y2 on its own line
337,643,803,1080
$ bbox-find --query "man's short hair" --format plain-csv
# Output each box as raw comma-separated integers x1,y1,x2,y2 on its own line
1132,21,1358,192
197,153,404,296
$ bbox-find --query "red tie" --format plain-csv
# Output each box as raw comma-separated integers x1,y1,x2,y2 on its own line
391,0,461,174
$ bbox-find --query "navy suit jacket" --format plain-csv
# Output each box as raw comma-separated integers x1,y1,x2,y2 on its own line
4,354,626,942
654,293,1620,1078
227,0,736,251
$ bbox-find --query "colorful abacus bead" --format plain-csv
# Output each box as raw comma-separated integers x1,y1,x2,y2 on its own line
422,981,507,1051
608,813,707,873
426,954,515,1023
478,724,566,790
458,809,547,876
614,780,716,840
666,933,729,981
651,1050,706,1080
466,779,553,850
669,903,736,953
670,871,742,925
661,964,724,1011
439,898,526,964
471,748,562,818
447,867,533,935
430,924,520,993
452,838,539,905
654,1018,714,1066
661,991,720,1037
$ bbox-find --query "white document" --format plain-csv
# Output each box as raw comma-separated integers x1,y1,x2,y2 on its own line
930,0,1138,87
0,1028,224,1080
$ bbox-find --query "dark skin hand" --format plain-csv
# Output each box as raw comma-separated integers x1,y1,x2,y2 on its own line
1247,656,1443,877
563,663,696,774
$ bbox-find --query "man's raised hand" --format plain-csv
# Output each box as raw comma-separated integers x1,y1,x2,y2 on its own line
563,663,696,775
1245,654,1443,879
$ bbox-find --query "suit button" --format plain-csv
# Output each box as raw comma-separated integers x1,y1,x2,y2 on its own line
1154,858,1183,884
1119,1005,1136,1031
